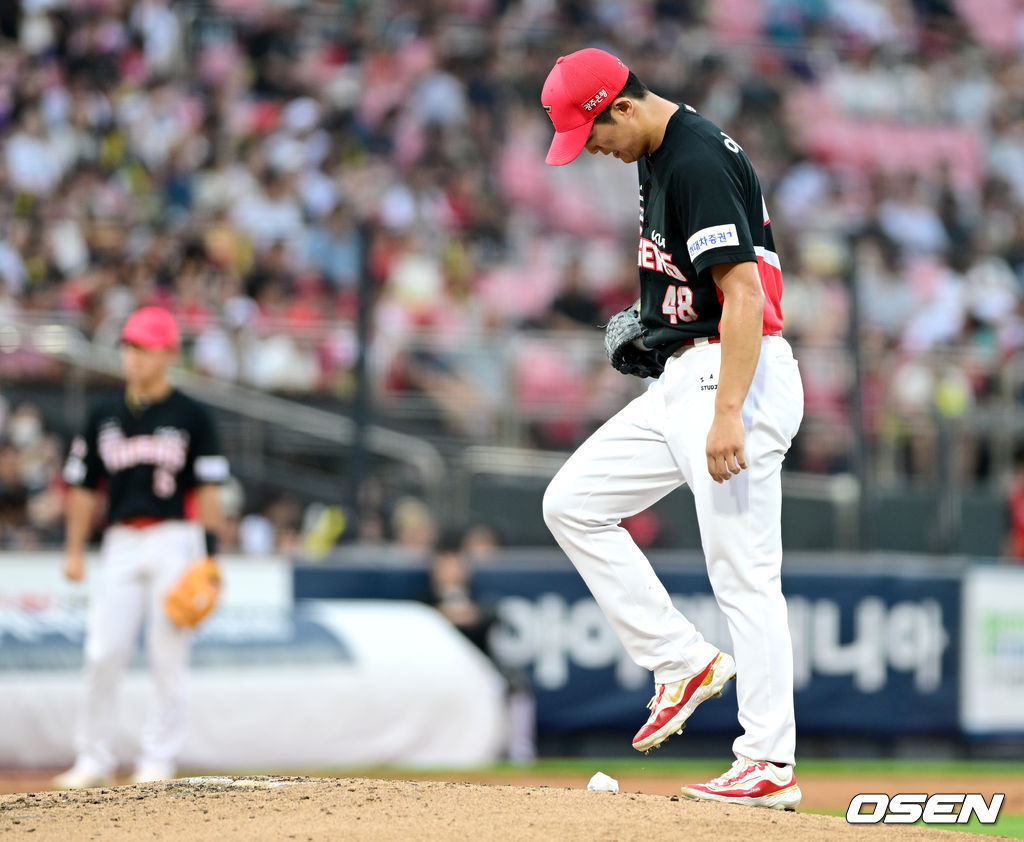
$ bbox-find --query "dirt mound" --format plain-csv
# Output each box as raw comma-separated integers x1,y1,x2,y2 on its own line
0,776,1008,841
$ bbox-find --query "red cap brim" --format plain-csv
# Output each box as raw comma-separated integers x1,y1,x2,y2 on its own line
121,313,180,350
121,327,173,349
545,121,594,166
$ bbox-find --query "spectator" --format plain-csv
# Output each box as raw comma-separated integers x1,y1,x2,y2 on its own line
304,204,362,292
4,106,63,196
461,522,502,565
231,168,305,257
546,257,602,331
390,495,438,558
0,440,31,548
238,492,303,555
424,529,492,654
422,526,537,763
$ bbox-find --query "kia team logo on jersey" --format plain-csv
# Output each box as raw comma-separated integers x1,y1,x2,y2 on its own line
638,229,685,281
847,793,1005,825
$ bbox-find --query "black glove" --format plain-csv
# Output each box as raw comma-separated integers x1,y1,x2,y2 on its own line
604,302,666,378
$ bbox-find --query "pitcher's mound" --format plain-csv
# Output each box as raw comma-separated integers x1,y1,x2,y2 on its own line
0,776,1004,840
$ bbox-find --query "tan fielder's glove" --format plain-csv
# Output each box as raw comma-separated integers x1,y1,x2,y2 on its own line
164,557,222,628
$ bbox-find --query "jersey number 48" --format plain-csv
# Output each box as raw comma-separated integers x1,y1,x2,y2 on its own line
661,284,698,324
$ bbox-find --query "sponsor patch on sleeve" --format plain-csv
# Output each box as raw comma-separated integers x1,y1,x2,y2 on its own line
63,436,87,485
686,224,739,260
63,457,86,485
195,455,230,483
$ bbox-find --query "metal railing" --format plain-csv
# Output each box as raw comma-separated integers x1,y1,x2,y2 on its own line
455,444,864,548
5,320,447,511
4,313,1023,553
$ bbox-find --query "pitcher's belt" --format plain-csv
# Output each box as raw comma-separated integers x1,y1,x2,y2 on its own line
117,516,166,529
672,331,782,356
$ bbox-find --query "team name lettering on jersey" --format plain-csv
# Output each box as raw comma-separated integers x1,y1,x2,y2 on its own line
638,236,685,281
98,425,189,473
98,425,190,499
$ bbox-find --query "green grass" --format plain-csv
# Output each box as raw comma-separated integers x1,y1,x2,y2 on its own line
787,758,1024,778
949,814,1024,838
263,756,1024,778
478,756,1024,778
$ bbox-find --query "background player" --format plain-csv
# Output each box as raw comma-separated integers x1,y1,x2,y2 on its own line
541,49,804,810
54,306,229,788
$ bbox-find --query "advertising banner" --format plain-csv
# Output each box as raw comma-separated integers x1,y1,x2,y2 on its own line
0,556,506,769
475,564,960,735
961,565,1024,734
295,556,962,736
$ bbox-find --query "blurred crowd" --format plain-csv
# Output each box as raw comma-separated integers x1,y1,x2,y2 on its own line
5,0,1024,545
0,397,64,547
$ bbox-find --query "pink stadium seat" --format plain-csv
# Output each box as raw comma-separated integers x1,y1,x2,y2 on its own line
710,0,765,43
788,90,982,188
954,0,1021,53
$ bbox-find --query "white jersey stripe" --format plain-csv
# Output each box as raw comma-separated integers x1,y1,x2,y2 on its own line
755,245,781,270
195,454,230,482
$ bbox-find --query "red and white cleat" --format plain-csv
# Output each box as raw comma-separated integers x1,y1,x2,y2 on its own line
631,651,736,752
680,756,802,811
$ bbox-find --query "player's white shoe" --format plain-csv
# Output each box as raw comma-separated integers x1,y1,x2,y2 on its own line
130,763,176,784
680,756,802,811
52,760,114,790
632,651,736,752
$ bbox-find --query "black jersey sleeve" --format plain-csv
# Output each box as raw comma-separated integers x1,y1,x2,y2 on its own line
62,406,105,490
671,137,757,276
185,401,229,487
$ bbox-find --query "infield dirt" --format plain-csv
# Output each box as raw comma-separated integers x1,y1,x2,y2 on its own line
0,776,1017,841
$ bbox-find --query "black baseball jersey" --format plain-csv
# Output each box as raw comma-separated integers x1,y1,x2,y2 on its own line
63,389,228,524
636,104,784,354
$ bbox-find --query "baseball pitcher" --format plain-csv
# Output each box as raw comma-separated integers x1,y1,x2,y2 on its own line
541,49,804,810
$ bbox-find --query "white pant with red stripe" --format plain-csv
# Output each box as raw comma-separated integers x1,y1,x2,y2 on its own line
73,520,203,774
543,334,804,766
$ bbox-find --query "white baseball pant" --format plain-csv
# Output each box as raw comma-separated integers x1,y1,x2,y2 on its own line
543,334,803,765
74,520,203,774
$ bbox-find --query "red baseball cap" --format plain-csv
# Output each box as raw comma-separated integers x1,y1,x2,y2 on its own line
121,306,180,350
541,48,630,166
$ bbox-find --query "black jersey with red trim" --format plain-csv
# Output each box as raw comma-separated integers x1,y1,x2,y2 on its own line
636,104,784,354
63,389,228,523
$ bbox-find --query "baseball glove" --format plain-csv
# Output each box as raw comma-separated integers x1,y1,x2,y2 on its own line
164,557,222,629
604,301,666,378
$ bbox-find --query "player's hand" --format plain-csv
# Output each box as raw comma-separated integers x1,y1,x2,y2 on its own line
63,550,86,582
706,411,747,483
